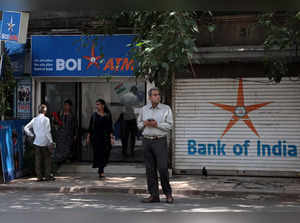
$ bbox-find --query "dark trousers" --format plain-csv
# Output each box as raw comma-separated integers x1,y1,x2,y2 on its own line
34,146,52,179
92,140,111,175
97,149,111,174
143,137,172,197
121,119,137,156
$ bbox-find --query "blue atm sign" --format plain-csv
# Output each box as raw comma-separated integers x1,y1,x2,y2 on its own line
1,11,29,43
32,35,136,77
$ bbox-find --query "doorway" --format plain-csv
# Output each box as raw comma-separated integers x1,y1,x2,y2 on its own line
80,81,146,163
41,82,80,160
41,80,146,163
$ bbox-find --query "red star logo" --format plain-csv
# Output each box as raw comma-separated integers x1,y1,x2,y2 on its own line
210,79,272,138
82,45,102,69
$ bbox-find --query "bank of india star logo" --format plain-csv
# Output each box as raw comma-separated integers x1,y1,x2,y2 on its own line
7,17,16,32
209,79,272,138
83,45,102,69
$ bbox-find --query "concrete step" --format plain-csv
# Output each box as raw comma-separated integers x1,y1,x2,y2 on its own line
58,163,146,175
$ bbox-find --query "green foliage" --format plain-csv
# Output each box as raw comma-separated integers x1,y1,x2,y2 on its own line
95,11,214,89
264,58,288,83
258,12,300,82
0,50,16,119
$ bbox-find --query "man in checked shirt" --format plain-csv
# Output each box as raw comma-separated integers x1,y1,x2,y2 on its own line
137,87,174,204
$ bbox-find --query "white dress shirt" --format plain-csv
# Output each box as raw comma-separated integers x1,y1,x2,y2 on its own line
137,103,173,137
24,114,53,147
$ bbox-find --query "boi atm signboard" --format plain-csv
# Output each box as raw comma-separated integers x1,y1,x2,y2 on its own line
31,35,136,77
1,11,29,44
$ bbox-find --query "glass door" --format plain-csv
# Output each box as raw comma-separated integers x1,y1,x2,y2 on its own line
80,83,110,161
42,82,79,160
80,81,146,163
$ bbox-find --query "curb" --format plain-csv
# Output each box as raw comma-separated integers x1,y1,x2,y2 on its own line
1,185,300,197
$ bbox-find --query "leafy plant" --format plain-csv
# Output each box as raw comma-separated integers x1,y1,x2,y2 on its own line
91,11,214,89
258,12,300,82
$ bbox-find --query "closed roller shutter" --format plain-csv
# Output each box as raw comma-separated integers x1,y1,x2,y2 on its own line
173,77,300,176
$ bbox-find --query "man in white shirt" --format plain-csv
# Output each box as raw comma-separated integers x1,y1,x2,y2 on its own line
24,104,55,182
137,87,174,204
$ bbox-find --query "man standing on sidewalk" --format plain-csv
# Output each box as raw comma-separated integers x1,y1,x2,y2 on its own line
24,104,55,182
137,87,174,204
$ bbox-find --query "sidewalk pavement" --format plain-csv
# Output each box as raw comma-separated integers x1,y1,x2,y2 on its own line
1,173,300,197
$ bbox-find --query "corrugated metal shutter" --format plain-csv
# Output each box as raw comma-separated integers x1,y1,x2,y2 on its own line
173,78,300,175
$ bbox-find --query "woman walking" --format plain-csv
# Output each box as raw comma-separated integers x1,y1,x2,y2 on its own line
87,99,114,179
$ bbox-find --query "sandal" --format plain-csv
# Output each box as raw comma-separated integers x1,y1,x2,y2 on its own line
99,173,105,179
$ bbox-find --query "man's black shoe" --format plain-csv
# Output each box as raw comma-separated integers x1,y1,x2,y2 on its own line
36,178,44,182
142,196,160,203
166,195,174,204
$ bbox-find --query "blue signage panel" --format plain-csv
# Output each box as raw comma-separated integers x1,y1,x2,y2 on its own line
32,35,136,77
1,11,21,42
0,120,30,183
0,126,14,183
1,11,29,43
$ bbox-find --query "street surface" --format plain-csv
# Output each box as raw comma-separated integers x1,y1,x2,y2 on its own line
0,191,299,223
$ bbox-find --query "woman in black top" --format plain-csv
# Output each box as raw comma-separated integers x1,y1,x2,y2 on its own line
87,99,114,179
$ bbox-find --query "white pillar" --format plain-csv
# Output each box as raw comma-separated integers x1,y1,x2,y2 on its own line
32,79,41,117
146,80,155,104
